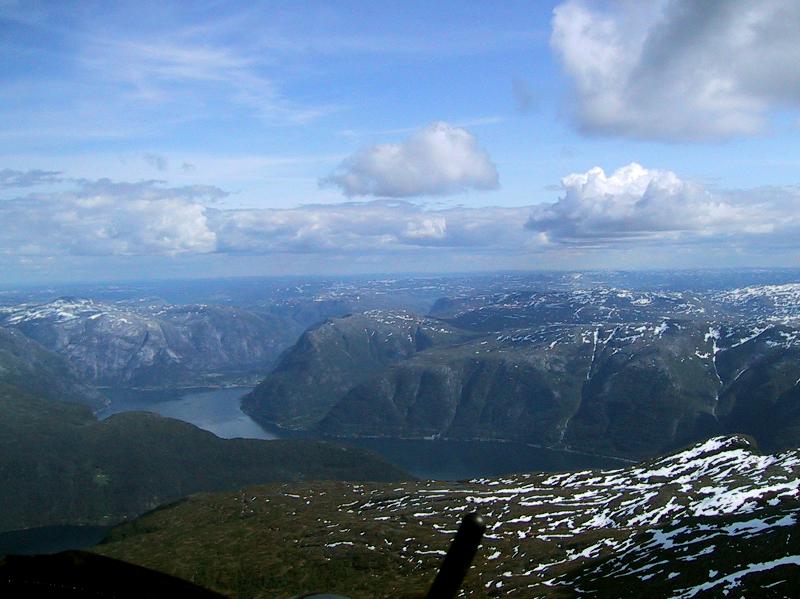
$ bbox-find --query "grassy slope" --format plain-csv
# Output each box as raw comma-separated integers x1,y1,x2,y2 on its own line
93,438,800,599
94,481,436,599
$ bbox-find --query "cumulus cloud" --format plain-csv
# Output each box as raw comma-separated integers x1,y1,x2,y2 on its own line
0,168,63,189
526,163,800,246
323,122,499,197
551,0,800,140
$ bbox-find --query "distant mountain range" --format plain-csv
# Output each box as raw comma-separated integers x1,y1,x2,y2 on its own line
243,283,800,460
92,435,800,598
0,297,314,388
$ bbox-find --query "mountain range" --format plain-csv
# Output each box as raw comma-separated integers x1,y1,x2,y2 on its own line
244,284,800,460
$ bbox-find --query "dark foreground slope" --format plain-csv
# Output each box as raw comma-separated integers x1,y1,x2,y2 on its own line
94,435,800,598
0,389,407,533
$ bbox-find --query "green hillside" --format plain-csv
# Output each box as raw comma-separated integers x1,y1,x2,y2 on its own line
0,388,408,532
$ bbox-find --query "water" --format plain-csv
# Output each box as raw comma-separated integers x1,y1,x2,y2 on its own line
0,525,111,556
99,387,629,479
336,437,628,480
98,387,278,440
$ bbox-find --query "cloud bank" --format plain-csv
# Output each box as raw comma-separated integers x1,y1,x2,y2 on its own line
0,178,527,257
551,0,800,140
211,202,531,254
324,122,499,197
2,166,798,264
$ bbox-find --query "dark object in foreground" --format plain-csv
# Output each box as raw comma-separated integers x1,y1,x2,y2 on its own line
0,551,226,598
0,512,485,598
425,512,486,599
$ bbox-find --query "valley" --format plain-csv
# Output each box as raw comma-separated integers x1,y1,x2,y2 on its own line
98,386,628,480
2,270,800,596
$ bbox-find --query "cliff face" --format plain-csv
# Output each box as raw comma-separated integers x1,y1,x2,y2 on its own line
315,321,727,458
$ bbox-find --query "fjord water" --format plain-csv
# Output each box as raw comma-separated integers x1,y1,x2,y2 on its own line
99,387,628,479
98,387,278,440
340,437,628,480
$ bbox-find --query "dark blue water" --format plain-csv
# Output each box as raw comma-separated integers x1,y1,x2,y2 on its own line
334,437,628,480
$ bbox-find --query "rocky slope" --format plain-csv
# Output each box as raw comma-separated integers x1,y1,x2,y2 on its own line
245,284,800,459
93,435,800,598
0,298,306,388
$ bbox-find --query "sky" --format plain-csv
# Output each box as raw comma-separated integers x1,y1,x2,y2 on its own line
1,0,800,284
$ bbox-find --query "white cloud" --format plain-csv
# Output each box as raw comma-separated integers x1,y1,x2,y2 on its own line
323,122,499,197
526,163,800,246
551,0,800,140
0,179,527,258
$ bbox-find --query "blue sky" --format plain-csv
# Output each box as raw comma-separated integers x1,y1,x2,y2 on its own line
1,0,799,283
